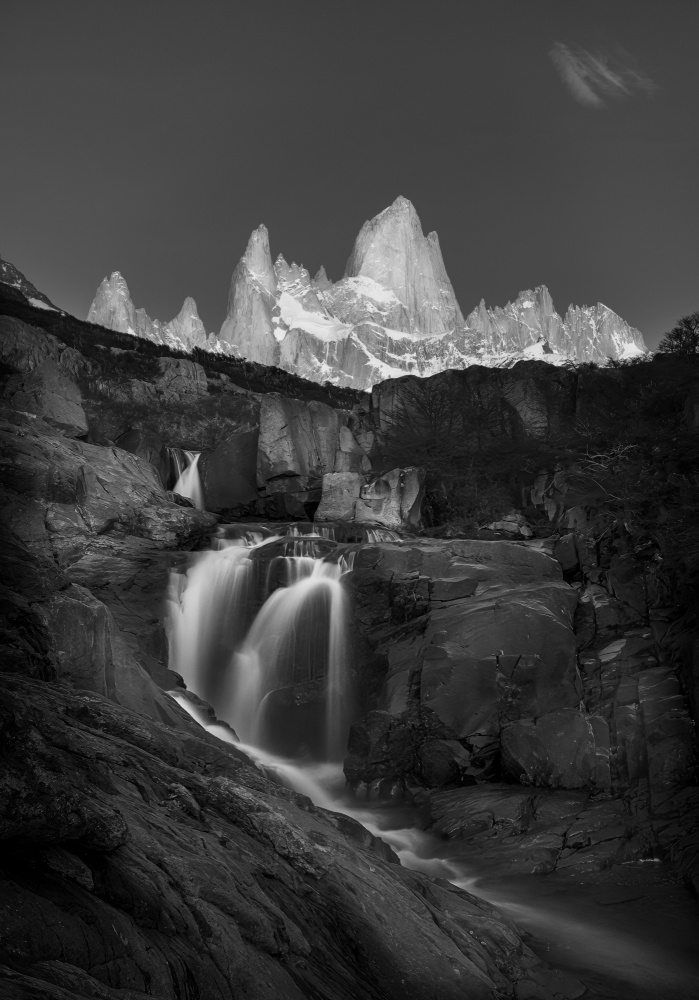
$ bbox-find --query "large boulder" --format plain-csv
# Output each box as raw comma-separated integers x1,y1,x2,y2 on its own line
345,706,494,792
315,471,364,521
354,466,424,530
344,539,581,791
257,394,345,488
501,709,611,790
40,583,187,727
316,467,425,529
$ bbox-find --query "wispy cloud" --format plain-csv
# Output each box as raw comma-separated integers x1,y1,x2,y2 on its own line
549,43,656,108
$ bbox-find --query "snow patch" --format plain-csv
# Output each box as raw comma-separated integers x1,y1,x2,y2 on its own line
277,291,353,342
28,297,58,311
343,275,400,306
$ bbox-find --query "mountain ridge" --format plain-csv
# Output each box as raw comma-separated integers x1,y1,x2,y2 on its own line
86,197,649,390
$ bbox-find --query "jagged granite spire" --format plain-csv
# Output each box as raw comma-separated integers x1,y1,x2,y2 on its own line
218,225,279,367
343,196,465,337
87,272,208,349
87,272,136,332
85,198,648,388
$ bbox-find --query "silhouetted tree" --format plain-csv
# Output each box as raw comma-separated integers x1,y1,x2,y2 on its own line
658,312,699,355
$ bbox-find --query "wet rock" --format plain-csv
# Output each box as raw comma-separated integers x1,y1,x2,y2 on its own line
501,709,611,790
0,674,564,1000
344,706,468,790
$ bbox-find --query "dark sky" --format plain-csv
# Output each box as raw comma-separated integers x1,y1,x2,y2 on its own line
3,1,698,349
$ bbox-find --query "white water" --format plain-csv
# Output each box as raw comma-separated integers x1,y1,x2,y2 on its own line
168,530,355,759
171,449,205,510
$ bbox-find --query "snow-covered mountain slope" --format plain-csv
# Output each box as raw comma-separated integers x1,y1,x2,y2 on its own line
87,197,648,389
87,273,210,352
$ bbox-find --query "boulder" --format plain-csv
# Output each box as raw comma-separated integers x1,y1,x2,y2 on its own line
355,467,425,530
316,467,425,529
344,539,582,792
344,707,471,791
257,394,343,487
553,533,579,573
315,471,364,521
5,361,88,437
334,449,370,473
382,583,579,738
501,709,611,789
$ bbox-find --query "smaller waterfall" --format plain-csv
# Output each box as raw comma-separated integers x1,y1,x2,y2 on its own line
170,449,205,510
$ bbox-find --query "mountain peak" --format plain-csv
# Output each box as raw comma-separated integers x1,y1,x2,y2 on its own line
0,255,58,308
239,224,275,295
386,194,418,216
343,197,463,338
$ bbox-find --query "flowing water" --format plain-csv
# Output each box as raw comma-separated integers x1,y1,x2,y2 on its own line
170,448,205,509
168,524,699,1000
168,526,356,759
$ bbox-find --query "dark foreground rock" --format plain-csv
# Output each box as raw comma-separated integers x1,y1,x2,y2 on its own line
0,675,582,1000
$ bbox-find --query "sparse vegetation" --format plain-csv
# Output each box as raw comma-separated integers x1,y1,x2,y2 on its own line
658,311,699,356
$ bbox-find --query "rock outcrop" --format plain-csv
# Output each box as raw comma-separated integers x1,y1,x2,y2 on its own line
316,467,425,530
0,312,380,520
341,528,698,884
0,674,578,1000
87,198,649,390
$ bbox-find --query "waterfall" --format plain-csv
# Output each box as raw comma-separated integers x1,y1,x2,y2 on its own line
170,448,205,510
167,528,355,761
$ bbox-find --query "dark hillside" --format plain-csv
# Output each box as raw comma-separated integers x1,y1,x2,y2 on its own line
0,283,364,409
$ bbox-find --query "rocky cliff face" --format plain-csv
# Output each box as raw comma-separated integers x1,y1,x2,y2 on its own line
87,272,210,351
87,198,648,390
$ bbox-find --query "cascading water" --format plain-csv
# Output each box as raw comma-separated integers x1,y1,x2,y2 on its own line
170,448,205,510
167,528,356,761
167,522,699,1000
